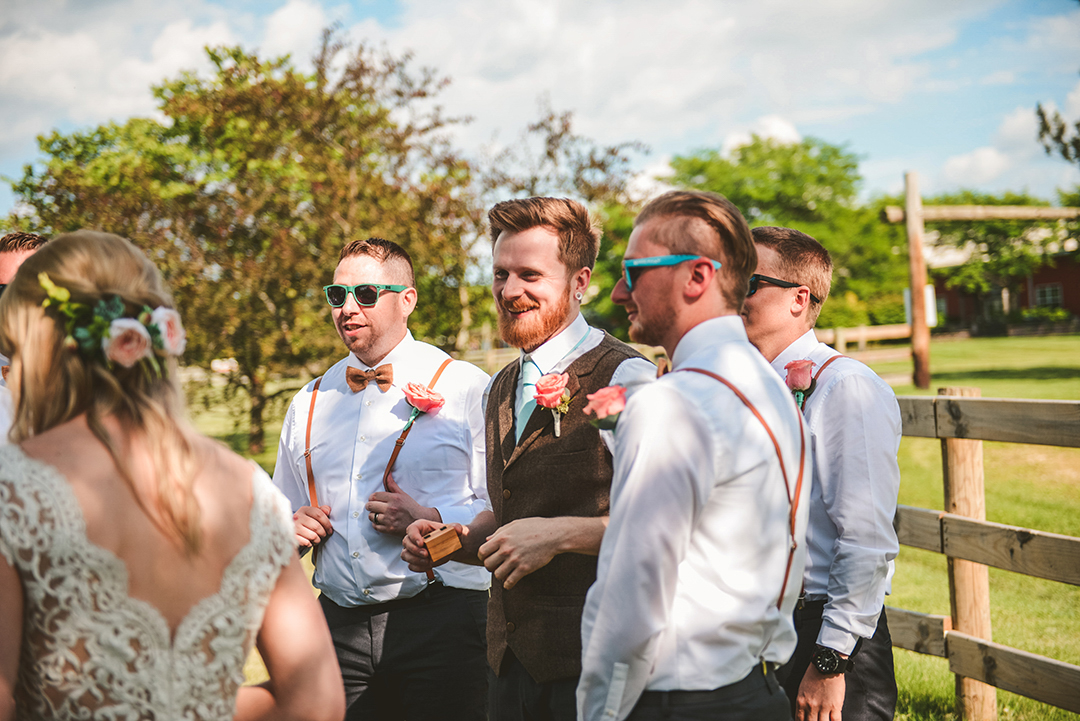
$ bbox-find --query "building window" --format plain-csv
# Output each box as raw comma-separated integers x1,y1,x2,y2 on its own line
1035,283,1063,308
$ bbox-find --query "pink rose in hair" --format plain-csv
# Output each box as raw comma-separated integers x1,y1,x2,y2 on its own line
582,385,626,420
150,306,187,356
404,382,446,414
784,359,815,392
533,373,570,409
103,319,152,368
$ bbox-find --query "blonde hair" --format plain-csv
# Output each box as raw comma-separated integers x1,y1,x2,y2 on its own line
0,231,203,553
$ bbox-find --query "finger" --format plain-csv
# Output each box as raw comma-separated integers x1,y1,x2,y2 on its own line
365,501,388,515
385,472,402,494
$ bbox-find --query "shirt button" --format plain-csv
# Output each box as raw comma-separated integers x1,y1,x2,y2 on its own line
502,489,511,500
353,511,360,518
359,435,366,442
506,622,515,634
363,589,371,596
355,472,363,480
365,400,372,406
352,551,359,558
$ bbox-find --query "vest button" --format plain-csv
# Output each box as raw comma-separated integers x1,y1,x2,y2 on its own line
503,489,511,500
506,622,515,633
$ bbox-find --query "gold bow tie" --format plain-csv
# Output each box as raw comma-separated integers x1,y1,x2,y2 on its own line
346,364,393,393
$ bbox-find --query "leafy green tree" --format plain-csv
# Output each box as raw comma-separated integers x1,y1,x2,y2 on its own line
11,33,483,452
670,136,908,327
921,191,1064,319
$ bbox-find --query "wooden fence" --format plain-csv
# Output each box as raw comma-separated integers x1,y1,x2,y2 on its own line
886,388,1080,719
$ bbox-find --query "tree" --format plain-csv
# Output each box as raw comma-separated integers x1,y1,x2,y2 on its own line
922,190,1064,319
670,136,909,327
12,33,483,452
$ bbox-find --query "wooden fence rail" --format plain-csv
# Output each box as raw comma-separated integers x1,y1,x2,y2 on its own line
889,392,1080,718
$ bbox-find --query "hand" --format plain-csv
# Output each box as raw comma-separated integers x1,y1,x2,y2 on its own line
293,505,333,549
366,472,440,537
477,517,564,590
402,519,465,572
795,665,847,721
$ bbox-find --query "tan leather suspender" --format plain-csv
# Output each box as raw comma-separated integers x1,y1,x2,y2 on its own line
679,368,807,610
814,354,847,383
303,358,454,563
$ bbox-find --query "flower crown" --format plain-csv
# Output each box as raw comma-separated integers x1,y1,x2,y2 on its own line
39,272,187,375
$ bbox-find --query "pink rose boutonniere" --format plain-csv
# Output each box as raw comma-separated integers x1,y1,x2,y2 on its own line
534,372,571,437
402,382,446,431
784,359,816,410
582,385,626,431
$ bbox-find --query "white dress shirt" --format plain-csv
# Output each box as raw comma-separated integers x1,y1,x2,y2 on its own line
577,317,811,721
484,312,657,454
272,331,490,607
772,330,902,654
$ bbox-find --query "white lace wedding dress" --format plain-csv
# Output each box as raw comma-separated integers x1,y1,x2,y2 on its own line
0,445,296,720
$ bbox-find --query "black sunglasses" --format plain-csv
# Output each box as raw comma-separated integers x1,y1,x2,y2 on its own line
747,274,821,304
323,283,408,308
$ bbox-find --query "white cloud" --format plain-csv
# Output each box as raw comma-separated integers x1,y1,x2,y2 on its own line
261,0,327,65
980,70,1014,86
994,106,1039,155
943,147,1010,185
721,115,802,156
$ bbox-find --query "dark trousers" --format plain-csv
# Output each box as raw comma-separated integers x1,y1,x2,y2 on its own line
489,648,578,721
627,663,792,721
776,602,897,721
320,583,488,721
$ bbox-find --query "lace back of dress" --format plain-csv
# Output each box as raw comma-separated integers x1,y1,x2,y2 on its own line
0,448,294,721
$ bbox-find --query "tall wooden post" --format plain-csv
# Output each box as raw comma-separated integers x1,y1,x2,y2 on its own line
906,172,931,389
939,386,996,721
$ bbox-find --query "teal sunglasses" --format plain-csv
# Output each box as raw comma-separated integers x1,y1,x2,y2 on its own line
323,283,408,308
622,255,722,291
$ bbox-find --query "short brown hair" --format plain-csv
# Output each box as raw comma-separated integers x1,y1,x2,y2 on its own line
634,190,756,311
488,197,601,274
0,231,48,254
751,226,833,326
338,237,415,286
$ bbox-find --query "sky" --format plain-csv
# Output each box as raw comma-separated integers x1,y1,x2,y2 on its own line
1,0,1079,218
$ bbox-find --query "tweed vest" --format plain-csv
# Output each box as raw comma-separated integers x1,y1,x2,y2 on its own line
486,332,646,683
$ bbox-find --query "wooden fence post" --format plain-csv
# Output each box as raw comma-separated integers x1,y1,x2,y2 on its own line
906,172,931,389
939,386,996,721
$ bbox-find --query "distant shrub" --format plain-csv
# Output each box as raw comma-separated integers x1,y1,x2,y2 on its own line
817,291,870,329
1021,306,1072,323
867,294,907,326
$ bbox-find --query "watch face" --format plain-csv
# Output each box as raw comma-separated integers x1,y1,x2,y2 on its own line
813,648,842,674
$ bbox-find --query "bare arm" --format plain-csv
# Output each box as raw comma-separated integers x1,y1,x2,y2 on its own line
0,557,22,721
234,556,344,721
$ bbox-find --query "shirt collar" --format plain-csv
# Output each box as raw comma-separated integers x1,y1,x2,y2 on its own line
520,312,590,374
670,316,748,369
346,330,415,371
770,330,820,376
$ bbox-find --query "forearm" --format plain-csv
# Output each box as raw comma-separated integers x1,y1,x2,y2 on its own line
449,510,498,565
548,515,609,556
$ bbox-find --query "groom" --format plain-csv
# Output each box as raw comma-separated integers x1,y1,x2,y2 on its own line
405,196,654,721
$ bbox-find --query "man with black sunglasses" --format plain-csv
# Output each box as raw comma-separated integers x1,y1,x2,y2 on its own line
403,197,654,721
271,237,492,721
742,226,901,721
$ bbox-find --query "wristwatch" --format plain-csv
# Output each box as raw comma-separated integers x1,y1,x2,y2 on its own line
811,646,855,675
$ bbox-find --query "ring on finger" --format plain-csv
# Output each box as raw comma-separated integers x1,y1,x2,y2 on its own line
372,512,380,524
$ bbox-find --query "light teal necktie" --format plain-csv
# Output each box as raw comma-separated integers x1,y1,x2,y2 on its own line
515,356,542,442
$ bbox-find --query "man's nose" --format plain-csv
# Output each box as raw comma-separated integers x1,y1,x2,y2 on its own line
340,289,363,313
611,276,631,305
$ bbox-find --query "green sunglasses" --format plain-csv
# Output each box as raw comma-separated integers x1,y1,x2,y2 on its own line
622,254,722,291
323,283,408,308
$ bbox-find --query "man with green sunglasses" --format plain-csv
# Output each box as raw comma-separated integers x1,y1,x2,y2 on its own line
273,237,492,720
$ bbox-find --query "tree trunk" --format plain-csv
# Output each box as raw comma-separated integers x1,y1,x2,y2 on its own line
248,368,266,455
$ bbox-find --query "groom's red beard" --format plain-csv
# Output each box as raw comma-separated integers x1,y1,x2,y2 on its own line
497,286,573,351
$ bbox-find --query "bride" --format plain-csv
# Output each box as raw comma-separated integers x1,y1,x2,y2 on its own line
0,231,344,721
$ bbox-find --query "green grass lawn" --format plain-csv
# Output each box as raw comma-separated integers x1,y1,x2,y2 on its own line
191,333,1080,717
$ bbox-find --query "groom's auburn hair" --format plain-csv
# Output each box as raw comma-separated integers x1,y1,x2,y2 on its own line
488,197,601,274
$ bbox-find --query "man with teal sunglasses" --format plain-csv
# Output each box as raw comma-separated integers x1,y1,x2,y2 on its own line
621,254,722,292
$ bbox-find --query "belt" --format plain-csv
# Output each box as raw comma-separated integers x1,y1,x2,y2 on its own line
635,662,778,707
794,598,826,625
319,580,468,616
